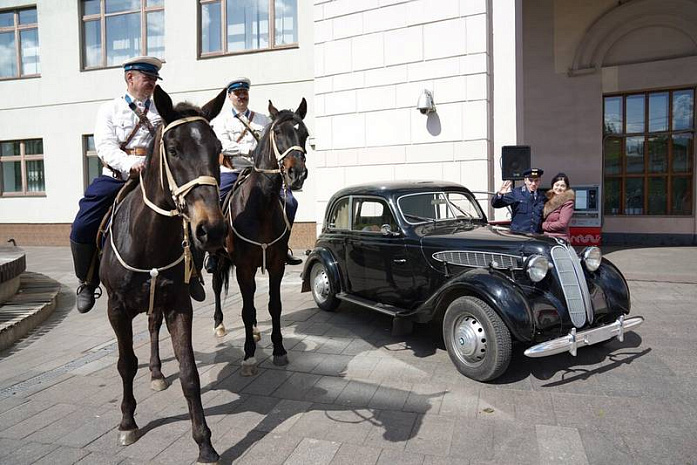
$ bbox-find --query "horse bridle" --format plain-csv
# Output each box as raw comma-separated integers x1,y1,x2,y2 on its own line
111,116,219,315
253,119,306,189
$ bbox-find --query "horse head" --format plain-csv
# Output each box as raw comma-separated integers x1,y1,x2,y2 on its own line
265,98,309,191
151,85,228,251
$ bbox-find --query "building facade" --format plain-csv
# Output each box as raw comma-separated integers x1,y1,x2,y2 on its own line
1,0,695,247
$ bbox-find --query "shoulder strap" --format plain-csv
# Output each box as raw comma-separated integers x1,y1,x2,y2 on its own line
235,111,259,143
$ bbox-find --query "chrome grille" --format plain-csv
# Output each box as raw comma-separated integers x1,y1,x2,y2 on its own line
432,250,523,270
551,245,592,328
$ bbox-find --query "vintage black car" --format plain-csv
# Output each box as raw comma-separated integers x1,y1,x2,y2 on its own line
300,181,644,382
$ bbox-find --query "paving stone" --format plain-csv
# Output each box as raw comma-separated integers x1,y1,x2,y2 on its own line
511,390,556,425
303,375,349,404
363,410,418,451
404,413,454,457
403,382,446,414
449,417,494,461
329,442,381,465
1,440,59,464
536,424,589,465
272,372,322,400
438,385,479,417
74,452,123,465
622,430,697,465
0,436,24,460
255,399,312,433
335,379,380,408
216,428,266,465
32,446,89,465
578,429,633,465
285,407,333,440
284,437,341,465
312,354,355,377
323,408,376,444
234,432,303,465
213,394,279,439
241,369,293,396
477,387,515,422
0,399,54,433
368,381,411,411
376,448,425,465
0,402,75,439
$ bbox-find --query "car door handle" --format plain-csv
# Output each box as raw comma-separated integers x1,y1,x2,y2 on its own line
393,258,407,263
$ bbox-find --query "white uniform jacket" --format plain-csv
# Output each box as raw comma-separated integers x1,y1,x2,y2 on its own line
211,108,270,174
94,93,162,181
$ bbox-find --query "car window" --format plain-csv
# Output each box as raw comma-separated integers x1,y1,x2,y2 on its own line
398,191,483,223
327,197,350,230
352,198,397,232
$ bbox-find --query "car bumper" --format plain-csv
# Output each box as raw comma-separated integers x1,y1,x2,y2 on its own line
524,315,644,358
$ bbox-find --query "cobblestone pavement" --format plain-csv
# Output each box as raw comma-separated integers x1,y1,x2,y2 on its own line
0,246,696,465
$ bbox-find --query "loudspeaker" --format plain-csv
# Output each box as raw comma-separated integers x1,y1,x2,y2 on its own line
501,145,531,180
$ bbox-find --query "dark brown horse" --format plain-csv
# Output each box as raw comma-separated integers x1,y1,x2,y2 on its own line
99,85,226,464
212,99,309,376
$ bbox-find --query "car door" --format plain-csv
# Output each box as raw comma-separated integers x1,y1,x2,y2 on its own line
345,197,415,307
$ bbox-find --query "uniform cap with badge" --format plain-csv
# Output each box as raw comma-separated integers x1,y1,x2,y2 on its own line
227,77,251,93
123,56,163,80
523,168,544,178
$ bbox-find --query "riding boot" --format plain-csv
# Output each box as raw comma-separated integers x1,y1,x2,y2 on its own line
189,274,206,302
286,247,303,266
70,240,101,313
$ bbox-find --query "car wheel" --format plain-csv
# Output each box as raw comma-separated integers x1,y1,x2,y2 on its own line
443,296,512,382
310,261,340,311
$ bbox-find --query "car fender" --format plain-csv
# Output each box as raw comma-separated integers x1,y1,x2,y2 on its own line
421,268,535,342
589,257,631,314
301,247,342,294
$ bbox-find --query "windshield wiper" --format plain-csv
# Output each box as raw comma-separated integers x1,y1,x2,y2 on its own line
403,213,436,224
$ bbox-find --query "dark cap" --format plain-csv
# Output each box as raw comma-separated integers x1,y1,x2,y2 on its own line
523,168,544,178
123,56,162,80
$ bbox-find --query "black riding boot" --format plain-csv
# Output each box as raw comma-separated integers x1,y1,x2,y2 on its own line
286,247,302,265
70,240,101,313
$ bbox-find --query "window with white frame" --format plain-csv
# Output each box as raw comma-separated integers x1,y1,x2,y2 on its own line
84,135,101,188
1,139,45,196
81,0,164,69
199,0,297,57
0,6,40,79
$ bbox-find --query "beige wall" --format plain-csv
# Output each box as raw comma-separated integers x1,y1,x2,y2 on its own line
522,0,697,241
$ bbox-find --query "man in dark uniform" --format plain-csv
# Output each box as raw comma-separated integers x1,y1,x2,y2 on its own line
491,168,546,234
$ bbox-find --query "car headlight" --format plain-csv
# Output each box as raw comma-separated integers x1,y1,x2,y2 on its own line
582,246,602,271
526,255,549,282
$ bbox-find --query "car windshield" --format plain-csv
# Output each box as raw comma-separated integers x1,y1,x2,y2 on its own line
398,191,484,224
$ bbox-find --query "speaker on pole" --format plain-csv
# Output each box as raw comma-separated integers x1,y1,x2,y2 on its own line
501,145,531,180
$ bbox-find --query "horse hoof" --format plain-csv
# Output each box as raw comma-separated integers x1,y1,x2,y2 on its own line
240,359,258,377
196,460,220,465
151,378,169,391
214,324,226,337
273,354,289,366
117,429,138,446
253,326,261,342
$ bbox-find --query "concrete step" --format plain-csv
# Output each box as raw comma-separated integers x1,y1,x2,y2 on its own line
0,271,61,352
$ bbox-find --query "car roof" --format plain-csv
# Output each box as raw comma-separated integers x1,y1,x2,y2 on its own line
329,180,473,200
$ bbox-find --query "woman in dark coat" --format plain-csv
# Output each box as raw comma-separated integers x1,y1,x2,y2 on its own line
542,172,575,242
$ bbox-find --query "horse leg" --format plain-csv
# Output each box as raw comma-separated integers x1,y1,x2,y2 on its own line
237,267,258,377
212,270,226,337
148,310,168,391
268,268,288,366
166,307,219,464
108,306,139,446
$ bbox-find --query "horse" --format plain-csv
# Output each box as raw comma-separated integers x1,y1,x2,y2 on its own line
212,98,309,376
99,85,227,464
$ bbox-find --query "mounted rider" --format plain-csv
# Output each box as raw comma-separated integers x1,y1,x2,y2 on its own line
70,56,205,314
206,77,302,270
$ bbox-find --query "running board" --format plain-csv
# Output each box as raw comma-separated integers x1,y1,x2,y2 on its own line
336,293,406,317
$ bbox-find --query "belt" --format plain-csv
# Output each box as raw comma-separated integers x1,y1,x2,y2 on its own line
123,147,149,156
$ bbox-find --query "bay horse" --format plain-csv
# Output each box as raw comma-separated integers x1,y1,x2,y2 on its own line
212,98,309,376
99,85,226,464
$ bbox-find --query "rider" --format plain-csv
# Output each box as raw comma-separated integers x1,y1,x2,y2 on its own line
207,77,302,270
70,56,205,314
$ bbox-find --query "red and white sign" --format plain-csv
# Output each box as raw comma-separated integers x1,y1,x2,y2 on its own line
570,227,601,246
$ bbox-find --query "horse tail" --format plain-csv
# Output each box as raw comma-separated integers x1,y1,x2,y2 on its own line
219,254,234,296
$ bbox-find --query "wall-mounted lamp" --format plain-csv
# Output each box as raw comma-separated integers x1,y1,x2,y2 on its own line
416,89,436,114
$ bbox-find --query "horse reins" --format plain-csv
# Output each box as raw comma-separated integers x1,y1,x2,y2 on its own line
228,119,303,274
111,116,219,315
